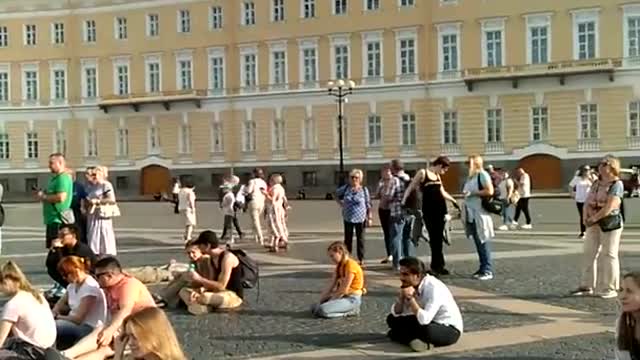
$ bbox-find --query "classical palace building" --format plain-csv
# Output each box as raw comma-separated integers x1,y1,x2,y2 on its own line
0,0,638,196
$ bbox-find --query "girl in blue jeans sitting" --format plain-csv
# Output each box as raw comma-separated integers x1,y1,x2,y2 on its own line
311,241,365,318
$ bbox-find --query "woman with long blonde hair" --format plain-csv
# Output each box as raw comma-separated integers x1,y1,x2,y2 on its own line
0,261,56,358
83,165,118,256
462,155,495,281
114,307,186,360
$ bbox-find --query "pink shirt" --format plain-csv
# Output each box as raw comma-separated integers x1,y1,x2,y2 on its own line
2,291,56,348
105,275,156,317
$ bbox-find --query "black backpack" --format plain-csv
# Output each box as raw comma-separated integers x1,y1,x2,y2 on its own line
225,246,259,289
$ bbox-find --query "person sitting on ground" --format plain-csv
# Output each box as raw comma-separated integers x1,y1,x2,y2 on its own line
45,224,97,302
113,307,186,360
179,230,244,315
61,256,156,359
387,257,463,353
616,272,640,360
0,261,56,359
311,241,364,318
52,256,107,350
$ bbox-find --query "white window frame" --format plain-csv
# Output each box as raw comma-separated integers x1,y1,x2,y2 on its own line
395,27,418,81
52,22,65,45
148,116,161,155
364,0,380,11
302,116,317,150
571,9,599,60
239,44,258,93
210,6,223,30
208,47,226,95
400,112,416,147
175,50,194,91
0,26,8,47
272,0,285,22
399,0,415,7
361,31,383,84
629,101,640,137
481,18,506,67
485,108,503,143
366,114,382,147
272,118,286,151
242,1,256,26
333,0,348,15
80,58,99,102
178,114,191,155
0,63,11,104
330,34,350,80
210,118,224,153
25,130,39,160
0,132,9,160
24,24,37,46
437,23,461,75
49,61,68,105
21,63,39,105
112,56,131,96
531,106,549,142
268,41,288,90
242,120,257,152
114,17,127,40
144,54,162,93
116,119,129,158
178,9,191,33
146,13,159,37
85,126,98,157
441,111,458,145
301,0,315,18
525,13,552,64
623,5,640,58
578,103,599,139
298,38,319,88
83,20,96,43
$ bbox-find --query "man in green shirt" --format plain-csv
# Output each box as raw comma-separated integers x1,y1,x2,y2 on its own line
34,153,74,248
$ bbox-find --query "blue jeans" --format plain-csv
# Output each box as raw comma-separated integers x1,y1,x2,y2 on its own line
401,213,416,258
500,199,513,225
56,319,94,350
389,217,406,269
311,295,362,318
468,221,493,274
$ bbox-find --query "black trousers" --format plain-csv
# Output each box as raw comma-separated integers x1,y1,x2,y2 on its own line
514,197,531,224
344,221,365,261
423,213,446,272
221,214,243,239
173,194,179,214
387,314,460,347
378,209,391,256
45,223,62,249
46,249,67,287
576,202,585,234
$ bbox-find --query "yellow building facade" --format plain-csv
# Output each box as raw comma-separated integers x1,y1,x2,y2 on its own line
0,0,638,196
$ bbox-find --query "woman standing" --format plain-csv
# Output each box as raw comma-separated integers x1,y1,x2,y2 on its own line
376,166,394,264
84,166,118,256
404,156,459,276
513,168,532,229
177,181,197,242
336,169,372,265
616,272,640,360
245,168,268,245
569,166,593,238
462,155,495,281
266,174,288,252
571,155,624,299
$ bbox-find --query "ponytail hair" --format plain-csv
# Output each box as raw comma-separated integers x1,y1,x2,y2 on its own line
327,241,350,263
57,256,92,277
0,261,43,303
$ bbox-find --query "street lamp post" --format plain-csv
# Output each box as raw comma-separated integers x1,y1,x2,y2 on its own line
327,79,356,186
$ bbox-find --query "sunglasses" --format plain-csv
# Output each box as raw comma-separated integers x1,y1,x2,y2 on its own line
94,271,112,279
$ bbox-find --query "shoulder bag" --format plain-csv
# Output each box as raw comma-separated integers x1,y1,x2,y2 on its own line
598,181,623,232
478,174,502,215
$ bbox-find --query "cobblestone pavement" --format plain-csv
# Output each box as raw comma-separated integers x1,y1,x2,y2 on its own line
1,201,637,359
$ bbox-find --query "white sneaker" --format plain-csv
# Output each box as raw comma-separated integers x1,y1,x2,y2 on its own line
497,225,509,231
521,224,533,230
597,290,618,299
475,272,494,281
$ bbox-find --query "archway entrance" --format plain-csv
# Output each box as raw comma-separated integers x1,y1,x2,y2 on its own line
140,165,171,195
441,162,462,193
518,154,563,190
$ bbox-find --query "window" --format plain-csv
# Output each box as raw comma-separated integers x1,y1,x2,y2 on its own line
241,53,257,89
116,127,129,157
52,22,64,44
84,20,96,43
272,118,286,150
577,22,596,60
303,117,316,149
85,128,98,157
367,114,382,147
0,133,9,159
148,122,160,154
527,18,550,64
486,109,502,142
273,0,285,22
401,113,416,146
24,24,37,46
302,46,317,84
147,14,159,37
442,111,458,144
334,0,347,15
485,30,503,67
178,59,192,90
209,52,225,93
334,44,349,79
579,104,598,139
441,33,458,72
302,0,315,18
23,70,38,102
54,129,66,155
115,176,129,190
303,171,317,187
271,50,287,86
0,71,9,103
630,102,640,137
178,9,191,33
25,132,38,159
628,17,640,57
179,123,191,154
531,106,549,141
243,121,256,152
211,121,223,153
116,64,129,95
52,69,66,101
364,39,381,78
400,0,415,6
243,2,256,26
146,59,161,93
366,0,379,11
211,6,223,29
25,178,38,193
115,17,127,40
399,38,416,75
83,64,97,99
0,26,7,47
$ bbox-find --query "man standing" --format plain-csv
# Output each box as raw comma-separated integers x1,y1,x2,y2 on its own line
35,153,74,248
390,160,416,263
513,167,532,229
245,168,268,245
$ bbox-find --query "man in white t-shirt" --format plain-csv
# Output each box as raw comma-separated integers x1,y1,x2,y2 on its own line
513,168,532,229
244,168,268,245
569,165,593,238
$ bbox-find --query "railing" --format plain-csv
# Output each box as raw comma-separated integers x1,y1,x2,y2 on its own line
627,136,640,150
440,143,461,155
464,58,621,79
577,138,600,152
101,89,207,102
484,141,504,154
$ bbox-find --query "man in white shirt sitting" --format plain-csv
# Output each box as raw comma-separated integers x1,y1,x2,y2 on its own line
387,257,463,352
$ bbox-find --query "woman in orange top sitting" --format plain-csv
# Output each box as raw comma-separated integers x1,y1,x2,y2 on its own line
311,241,364,318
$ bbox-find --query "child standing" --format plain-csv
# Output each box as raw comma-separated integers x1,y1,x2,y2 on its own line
220,184,238,244
178,181,196,242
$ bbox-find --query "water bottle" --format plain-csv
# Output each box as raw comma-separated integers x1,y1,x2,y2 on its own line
188,263,196,272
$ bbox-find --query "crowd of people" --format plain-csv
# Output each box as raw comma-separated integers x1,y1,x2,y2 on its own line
0,152,634,359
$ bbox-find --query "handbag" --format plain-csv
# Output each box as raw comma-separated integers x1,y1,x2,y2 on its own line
477,174,502,215
598,213,622,232
97,204,121,218
53,205,75,225
509,189,521,205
